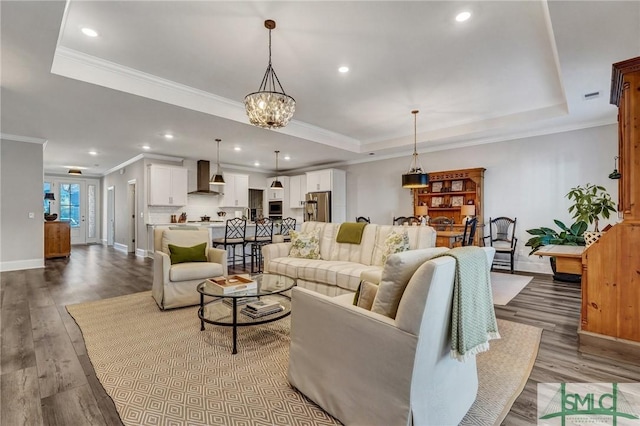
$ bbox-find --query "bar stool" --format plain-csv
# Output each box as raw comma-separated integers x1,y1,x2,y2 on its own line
244,218,274,273
212,218,247,269
280,217,296,242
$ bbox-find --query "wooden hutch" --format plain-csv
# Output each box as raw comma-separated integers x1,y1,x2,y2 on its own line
413,167,485,245
579,56,640,360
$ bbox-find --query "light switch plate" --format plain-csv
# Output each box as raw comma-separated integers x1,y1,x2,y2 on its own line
28,212,35,219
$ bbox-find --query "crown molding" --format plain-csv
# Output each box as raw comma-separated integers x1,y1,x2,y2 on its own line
51,46,361,152
340,119,617,167
0,133,48,144
102,153,184,176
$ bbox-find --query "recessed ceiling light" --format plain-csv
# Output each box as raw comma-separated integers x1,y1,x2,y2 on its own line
284,155,290,160
338,66,349,73
455,11,471,22
81,27,99,37
163,133,174,140
234,147,241,151
254,161,260,167
88,150,97,156
142,145,151,150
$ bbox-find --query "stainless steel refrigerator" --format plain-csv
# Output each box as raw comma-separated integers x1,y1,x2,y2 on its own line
305,191,331,222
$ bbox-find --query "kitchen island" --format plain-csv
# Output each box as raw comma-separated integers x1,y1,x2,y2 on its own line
146,221,295,257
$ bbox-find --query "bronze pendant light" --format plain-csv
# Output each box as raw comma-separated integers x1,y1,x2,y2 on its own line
401,110,429,188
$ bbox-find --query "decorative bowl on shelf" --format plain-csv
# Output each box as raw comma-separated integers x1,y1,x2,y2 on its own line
44,213,58,221
200,216,210,222
217,211,226,217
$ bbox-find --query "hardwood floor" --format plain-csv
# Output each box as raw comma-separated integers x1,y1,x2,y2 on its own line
1,245,638,425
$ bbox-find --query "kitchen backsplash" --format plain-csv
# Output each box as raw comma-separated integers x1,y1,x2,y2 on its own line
147,194,248,224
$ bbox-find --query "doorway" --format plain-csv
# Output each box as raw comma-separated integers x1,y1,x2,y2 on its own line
128,180,137,253
107,186,115,246
44,177,100,245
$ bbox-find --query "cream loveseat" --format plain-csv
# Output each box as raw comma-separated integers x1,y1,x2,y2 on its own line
262,221,437,296
288,247,496,426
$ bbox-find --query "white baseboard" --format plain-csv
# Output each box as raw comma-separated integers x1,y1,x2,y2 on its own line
1,258,45,272
101,239,107,245
135,248,147,258
114,242,129,253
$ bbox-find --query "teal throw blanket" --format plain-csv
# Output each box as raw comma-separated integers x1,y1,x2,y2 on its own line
434,246,500,361
336,222,368,244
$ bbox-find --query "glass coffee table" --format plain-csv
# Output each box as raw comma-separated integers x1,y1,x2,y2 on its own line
197,273,296,354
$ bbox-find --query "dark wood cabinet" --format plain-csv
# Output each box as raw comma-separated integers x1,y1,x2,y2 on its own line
579,56,640,359
44,221,71,259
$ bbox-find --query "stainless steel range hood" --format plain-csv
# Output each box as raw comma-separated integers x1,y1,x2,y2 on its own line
188,160,221,195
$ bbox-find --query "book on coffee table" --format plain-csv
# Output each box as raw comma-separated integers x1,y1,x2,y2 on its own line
245,298,281,313
222,296,258,307
241,304,284,319
205,275,257,295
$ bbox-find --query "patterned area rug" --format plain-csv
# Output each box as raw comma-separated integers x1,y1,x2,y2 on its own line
491,272,533,305
67,291,541,426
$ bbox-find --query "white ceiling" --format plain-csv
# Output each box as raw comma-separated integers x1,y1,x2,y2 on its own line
1,1,639,176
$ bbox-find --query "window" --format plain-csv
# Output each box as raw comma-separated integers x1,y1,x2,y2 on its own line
60,183,80,227
43,182,52,213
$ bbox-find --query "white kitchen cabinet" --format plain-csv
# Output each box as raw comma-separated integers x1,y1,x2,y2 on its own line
266,176,289,201
306,170,334,192
220,173,249,207
289,174,306,208
148,164,188,206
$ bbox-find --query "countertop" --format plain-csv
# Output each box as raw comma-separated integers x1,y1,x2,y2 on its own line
147,222,257,227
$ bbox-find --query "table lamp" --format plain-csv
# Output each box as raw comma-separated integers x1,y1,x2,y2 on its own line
415,205,429,225
460,204,476,224
415,205,429,218
44,192,55,214
44,192,58,221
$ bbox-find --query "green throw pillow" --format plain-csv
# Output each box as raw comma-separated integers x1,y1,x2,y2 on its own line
168,243,207,264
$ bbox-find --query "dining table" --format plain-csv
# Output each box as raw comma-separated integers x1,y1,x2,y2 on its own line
436,230,464,248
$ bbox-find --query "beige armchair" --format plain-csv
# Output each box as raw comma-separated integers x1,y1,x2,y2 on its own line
288,247,496,426
152,227,227,310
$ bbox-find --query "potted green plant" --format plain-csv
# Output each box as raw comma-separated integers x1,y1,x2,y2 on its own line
566,183,616,246
566,183,616,232
525,220,587,282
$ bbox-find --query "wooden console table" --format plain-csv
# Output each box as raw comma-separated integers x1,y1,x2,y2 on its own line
534,245,585,275
44,221,71,259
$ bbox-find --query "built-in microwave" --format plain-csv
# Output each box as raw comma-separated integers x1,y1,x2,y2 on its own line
268,201,283,216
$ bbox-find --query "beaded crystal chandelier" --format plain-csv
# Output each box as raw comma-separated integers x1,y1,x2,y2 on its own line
244,20,296,129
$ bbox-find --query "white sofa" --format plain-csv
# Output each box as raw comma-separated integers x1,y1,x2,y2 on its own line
262,221,438,296
288,247,496,426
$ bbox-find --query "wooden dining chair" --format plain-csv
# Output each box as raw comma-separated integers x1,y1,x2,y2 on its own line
392,216,420,226
462,218,478,246
484,217,517,273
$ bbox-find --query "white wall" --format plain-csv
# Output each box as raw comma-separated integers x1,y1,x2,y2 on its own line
102,158,147,252
102,158,273,256
0,139,45,271
345,124,619,274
